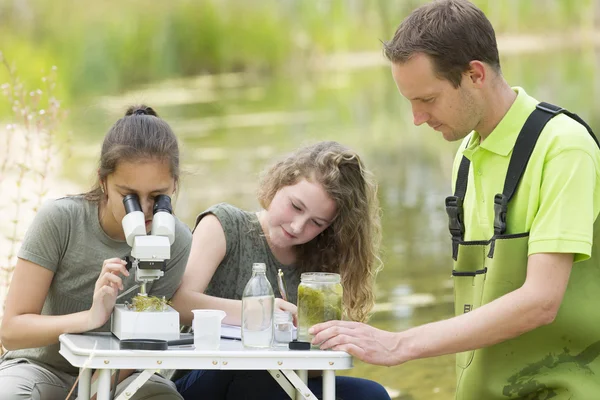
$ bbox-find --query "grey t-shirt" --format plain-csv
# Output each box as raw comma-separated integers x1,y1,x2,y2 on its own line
198,203,301,305
2,196,192,375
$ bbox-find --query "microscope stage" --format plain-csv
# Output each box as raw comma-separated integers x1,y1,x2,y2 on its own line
111,304,180,341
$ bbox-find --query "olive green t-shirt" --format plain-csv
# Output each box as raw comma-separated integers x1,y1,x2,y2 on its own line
2,196,192,375
197,203,301,305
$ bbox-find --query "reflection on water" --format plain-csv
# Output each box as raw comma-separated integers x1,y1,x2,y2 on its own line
12,45,600,398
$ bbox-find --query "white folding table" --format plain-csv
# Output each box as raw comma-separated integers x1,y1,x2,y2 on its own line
59,333,352,400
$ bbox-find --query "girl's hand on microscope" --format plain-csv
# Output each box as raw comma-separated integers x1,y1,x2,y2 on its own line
87,258,129,330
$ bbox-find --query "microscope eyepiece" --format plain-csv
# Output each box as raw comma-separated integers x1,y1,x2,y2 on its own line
153,194,173,215
123,194,142,214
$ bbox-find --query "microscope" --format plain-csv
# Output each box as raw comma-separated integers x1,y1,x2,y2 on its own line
110,194,180,341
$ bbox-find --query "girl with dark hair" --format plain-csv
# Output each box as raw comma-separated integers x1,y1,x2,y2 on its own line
0,105,192,399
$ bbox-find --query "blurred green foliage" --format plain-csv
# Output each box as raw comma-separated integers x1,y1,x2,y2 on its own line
0,0,596,106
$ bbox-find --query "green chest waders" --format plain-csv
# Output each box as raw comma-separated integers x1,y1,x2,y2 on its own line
446,103,600,399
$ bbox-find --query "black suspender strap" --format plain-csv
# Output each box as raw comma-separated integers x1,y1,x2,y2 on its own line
491,103,558,242
539,102,599,148
488,102,600,257
445,153,471,260
453,155,471,199
446,101,599,260
499,102,598,207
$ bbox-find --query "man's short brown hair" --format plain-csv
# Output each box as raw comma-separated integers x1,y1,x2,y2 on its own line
383,0,501,88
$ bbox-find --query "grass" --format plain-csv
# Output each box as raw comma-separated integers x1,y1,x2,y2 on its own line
0,55,68,355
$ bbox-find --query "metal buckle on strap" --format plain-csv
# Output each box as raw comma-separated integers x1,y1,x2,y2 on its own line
536,102,564,115
493,193,508,236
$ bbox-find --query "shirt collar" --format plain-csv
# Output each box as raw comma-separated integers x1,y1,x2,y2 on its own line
463,87,538,158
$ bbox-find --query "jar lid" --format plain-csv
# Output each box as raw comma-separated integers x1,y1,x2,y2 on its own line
289,340,311,351
300,272,340,283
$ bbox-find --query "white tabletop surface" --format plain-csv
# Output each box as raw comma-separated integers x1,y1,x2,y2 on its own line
59,333,353,371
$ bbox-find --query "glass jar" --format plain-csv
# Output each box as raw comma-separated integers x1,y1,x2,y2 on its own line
297,272,343,345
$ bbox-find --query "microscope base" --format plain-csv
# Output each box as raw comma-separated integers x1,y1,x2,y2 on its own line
111,304,180,341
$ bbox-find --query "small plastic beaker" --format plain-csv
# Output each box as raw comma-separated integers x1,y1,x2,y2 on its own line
192,309,226,351
274,311,294,346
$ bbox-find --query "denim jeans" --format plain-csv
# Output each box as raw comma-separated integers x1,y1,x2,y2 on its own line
175,369,391,400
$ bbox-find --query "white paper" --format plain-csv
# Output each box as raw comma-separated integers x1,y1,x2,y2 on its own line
221,324,297,340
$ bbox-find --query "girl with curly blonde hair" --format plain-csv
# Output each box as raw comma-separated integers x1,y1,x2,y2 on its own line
172,141,389,400
256,140,383,322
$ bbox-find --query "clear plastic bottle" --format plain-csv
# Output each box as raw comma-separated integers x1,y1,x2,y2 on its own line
241,263,275,348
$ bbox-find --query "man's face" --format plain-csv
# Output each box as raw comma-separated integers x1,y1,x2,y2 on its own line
391,53,482,142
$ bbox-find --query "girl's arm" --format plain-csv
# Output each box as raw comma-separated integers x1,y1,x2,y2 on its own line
170,214,242,326
171,214,298,326
1,257,128,350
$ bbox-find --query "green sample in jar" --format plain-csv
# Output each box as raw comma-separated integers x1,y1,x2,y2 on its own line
297,272,343,345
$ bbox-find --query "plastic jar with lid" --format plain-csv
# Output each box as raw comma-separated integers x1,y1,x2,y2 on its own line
273,310,294,345
297,272,343,345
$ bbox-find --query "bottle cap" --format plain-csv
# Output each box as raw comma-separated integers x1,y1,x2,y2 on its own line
252,263,266,272
288,340,311,351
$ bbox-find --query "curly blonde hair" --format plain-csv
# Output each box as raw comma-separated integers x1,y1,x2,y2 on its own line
257,141,383,322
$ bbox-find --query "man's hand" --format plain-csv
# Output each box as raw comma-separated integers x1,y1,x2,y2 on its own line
309,320,403,366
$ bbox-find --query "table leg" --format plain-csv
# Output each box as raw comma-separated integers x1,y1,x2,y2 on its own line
77,368,92,400
295,370,308,400
96,369,112,400
280,370,316,400
322,370,335,400
115,369,156,400
268,370,295,399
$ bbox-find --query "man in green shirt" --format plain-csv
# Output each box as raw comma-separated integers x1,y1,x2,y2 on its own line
309,1,600,398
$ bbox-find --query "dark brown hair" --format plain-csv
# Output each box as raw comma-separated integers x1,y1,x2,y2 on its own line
383,0,501,87
84,105,180,202
257,141,383,322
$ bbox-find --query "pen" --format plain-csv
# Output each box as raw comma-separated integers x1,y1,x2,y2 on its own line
167,336,241,346
277,269,288,302
221,335,241,341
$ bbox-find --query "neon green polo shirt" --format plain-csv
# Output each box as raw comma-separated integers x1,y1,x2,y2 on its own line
452,87,600,262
